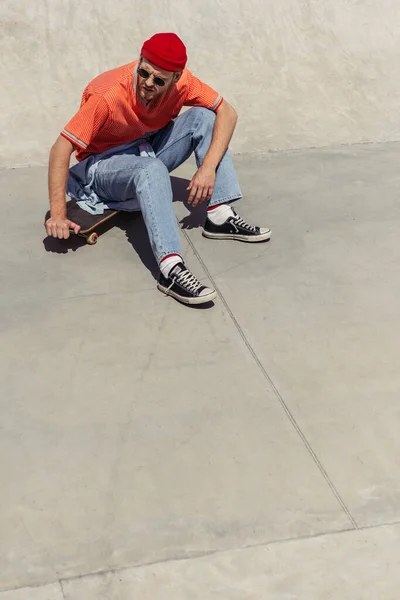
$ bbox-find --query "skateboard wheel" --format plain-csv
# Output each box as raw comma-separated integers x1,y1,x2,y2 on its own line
87,232,98,245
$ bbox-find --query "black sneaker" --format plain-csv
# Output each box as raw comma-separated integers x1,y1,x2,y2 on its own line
157,263,217,305
203,209,271,242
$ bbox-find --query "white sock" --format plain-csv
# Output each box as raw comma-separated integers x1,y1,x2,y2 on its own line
159,254,182,278
207,203,235,225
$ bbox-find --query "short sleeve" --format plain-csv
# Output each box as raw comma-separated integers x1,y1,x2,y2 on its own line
61,95,109,150
183,70,224,112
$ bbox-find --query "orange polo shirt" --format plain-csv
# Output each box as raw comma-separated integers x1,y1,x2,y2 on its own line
61,61,223,161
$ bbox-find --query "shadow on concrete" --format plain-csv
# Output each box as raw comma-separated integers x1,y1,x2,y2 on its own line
43,234,87,254
117,212,159,280
171,175,208,230
42,211,159,278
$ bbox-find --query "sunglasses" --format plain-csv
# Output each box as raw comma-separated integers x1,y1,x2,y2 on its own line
137,67,167,87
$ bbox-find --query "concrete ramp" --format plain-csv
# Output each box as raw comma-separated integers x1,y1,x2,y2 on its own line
1,0,400,166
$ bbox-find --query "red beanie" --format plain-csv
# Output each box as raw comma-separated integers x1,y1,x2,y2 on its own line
141,33,187,72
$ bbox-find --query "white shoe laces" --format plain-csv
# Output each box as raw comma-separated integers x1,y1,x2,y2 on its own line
168,268,203,294
233,215,257,232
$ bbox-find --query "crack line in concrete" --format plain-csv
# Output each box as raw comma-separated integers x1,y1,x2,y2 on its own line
181,228,358,530
55,518,400,588
4,519,400,595
59,579,67,599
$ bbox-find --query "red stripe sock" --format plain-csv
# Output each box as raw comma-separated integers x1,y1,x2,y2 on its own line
159,253,182,278
160,253,181,263
207,203,228,212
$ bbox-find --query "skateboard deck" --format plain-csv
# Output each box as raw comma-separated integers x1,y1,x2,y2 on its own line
45,200,119,245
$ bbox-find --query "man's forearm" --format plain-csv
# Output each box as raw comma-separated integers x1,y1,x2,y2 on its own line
202,102,238,170
48,136,74,218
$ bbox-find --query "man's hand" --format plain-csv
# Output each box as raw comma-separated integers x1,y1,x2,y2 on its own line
45,217,80,239
187,164,216,207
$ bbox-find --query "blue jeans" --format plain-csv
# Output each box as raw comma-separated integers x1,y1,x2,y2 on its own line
92,107,242,263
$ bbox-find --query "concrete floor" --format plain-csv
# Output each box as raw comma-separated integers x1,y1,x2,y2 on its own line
1,143,400,598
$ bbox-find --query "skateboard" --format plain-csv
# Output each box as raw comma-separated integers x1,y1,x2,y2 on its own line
45,200,119,245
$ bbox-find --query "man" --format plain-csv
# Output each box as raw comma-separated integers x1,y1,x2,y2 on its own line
46,32,271,305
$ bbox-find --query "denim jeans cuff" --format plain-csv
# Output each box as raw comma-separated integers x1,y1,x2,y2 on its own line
208,194,243,207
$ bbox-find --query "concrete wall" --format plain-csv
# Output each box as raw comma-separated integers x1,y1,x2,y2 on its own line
1,0,400,167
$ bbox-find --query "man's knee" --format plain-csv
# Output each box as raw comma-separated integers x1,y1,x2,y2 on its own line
188,106,216,129
138,157,169,178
